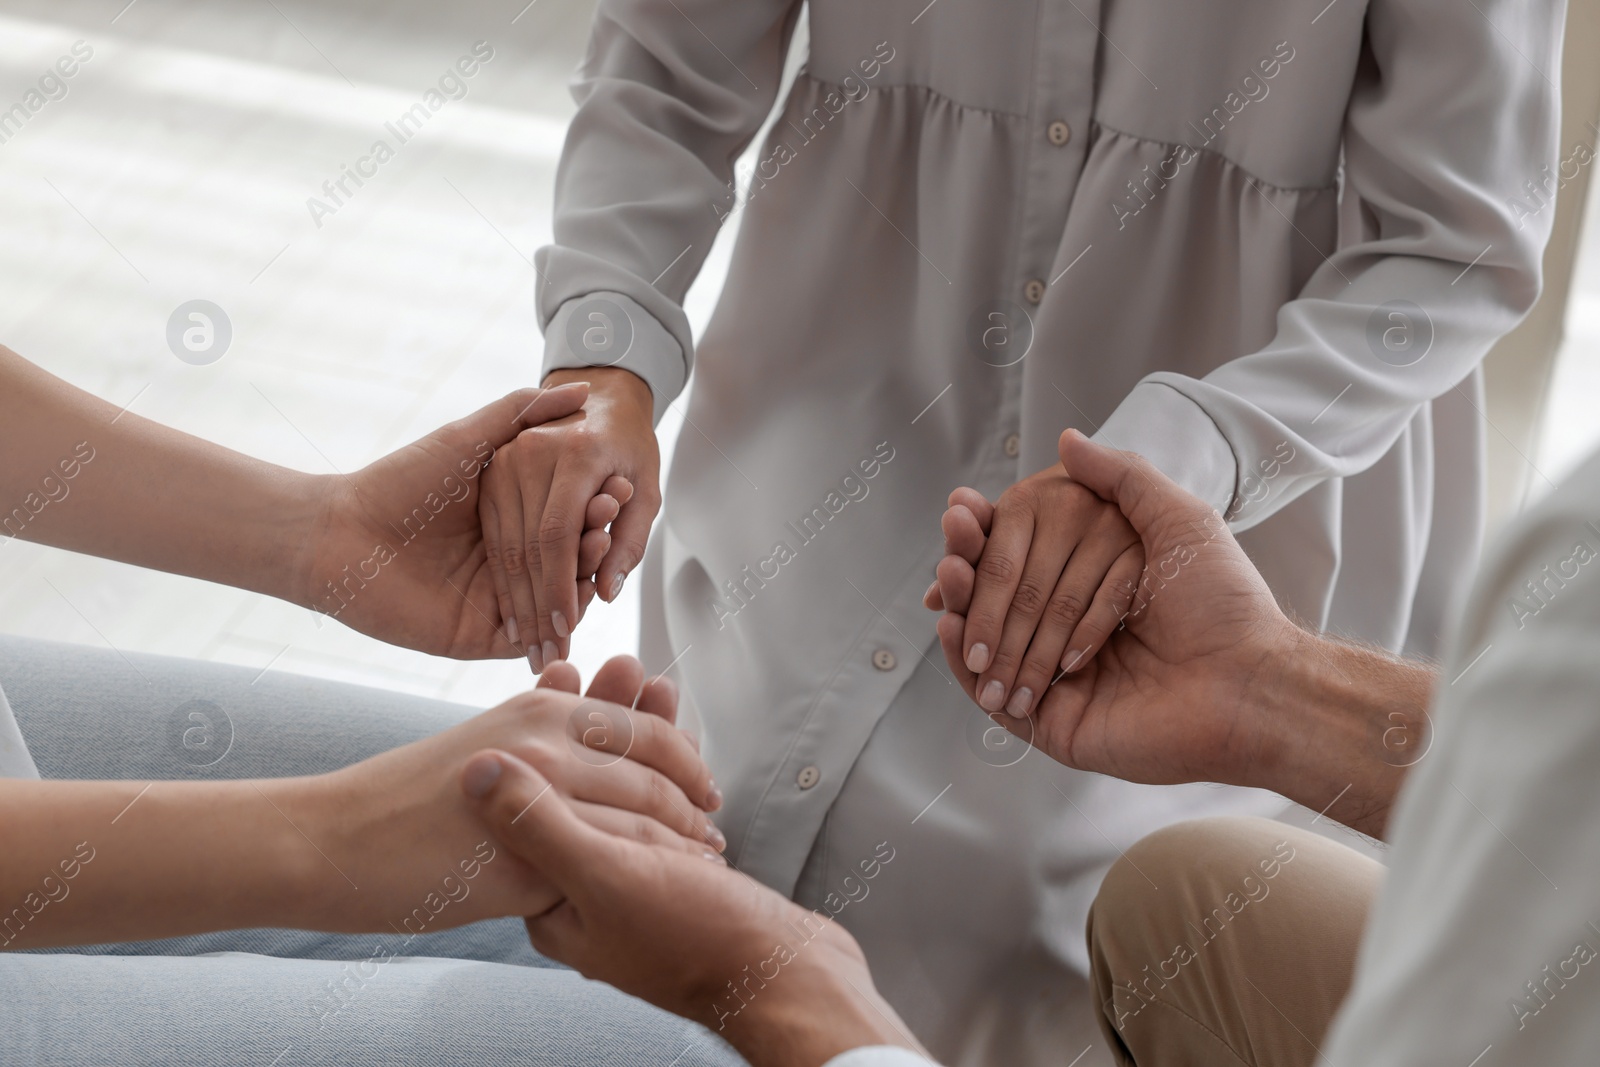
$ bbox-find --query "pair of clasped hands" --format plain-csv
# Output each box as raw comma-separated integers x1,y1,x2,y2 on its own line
466,367,1142,722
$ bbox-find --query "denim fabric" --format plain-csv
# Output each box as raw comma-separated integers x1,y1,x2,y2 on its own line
0,636,745,1067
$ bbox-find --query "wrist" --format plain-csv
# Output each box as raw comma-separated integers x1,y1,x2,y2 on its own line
720,946,923,1067
544,366,652,418
1255,628,1430,839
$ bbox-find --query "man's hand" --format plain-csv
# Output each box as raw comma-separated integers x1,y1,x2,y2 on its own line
463,748,927,1067
299,384,615,659
928,461,1146,720
479,367,661,672
934,430,1301,787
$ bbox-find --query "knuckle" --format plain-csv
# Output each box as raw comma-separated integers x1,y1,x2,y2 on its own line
500,544,528,578
1009,576,1051,616
1045,590,1090,627
977,552,1017,586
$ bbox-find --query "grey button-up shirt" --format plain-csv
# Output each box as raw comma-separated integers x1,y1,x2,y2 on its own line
538,0,1561,900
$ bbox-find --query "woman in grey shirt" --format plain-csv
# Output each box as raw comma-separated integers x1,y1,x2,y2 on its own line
474,2,1566,1061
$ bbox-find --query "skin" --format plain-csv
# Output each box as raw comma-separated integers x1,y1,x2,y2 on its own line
466,748,926,1067
931,431,1434,840
934,460,1145,721
444,430,1440,1067
478,367,660,671
0,347,722,947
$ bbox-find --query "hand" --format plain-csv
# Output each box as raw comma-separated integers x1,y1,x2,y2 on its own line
297,655,724,933
479,367,661,673
935,430,1300,787
464,749,927,1067
926,456,1146,720
298,384,613,659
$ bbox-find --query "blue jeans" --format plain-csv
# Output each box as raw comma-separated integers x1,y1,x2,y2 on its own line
0,636,744,1067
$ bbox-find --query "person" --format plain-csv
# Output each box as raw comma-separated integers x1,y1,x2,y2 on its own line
472,428,1600,1066
0,346,741,1066
468,3,1564,1059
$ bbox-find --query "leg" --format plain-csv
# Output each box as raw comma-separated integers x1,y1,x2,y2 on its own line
0,634,541,966
789,650,1290,1067
1086,817,1383,1067
0,950,745,1066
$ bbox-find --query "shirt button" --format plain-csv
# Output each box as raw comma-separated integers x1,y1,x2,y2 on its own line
796,765,821,790
1004,433,1021,458
1047,120,1071,146
872,648,897,671
1024,278,1046,304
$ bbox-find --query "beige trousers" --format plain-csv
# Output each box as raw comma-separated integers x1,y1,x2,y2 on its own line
1085,817,1385,1066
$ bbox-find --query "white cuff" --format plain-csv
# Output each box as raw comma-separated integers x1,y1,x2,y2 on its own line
822,1048,942,1067
541,291,686,427
1091,378,1238,515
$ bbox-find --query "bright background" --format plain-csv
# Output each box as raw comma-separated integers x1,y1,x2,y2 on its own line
0,0,1597,711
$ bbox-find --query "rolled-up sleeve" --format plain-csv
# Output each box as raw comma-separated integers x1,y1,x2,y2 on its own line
1094,0,1562,528
536,0,804,424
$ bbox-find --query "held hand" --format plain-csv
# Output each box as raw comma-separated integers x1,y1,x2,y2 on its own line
936,431,1299,787
464,750,925,1067
301,655,723,934
479,367,661,673
299,384,613,659
937,459,1146,720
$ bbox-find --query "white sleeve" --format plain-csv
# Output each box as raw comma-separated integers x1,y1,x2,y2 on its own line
536,0,804,423
1322,446,1600,1064
822,1048,943,1067
1096,0,1562,523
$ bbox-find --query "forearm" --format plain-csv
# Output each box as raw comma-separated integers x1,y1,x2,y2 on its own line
720,948,927,1067
0,777,320,949
1258,629,1436,840
0,346,321,602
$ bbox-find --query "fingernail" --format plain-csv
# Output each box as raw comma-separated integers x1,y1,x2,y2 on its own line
979,680,1006,712
551,611,570,639
461,756,502,799
966,643,991,673
505,617,520,646
1006,687,1033,719
542,640,560,667
612,571,627,598
1063,648,1087,672
705,822,727,850
527,647,544,674
703,850,724,864
706,781,723,810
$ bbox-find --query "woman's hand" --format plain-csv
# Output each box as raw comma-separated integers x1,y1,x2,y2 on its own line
924,454,1145,720
478,367,661,672
298,383,622,660
294,655,724,934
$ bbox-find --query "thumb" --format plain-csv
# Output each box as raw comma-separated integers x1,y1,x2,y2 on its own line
1058,429,1211,544
461,749,622,897
448,383,592,456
